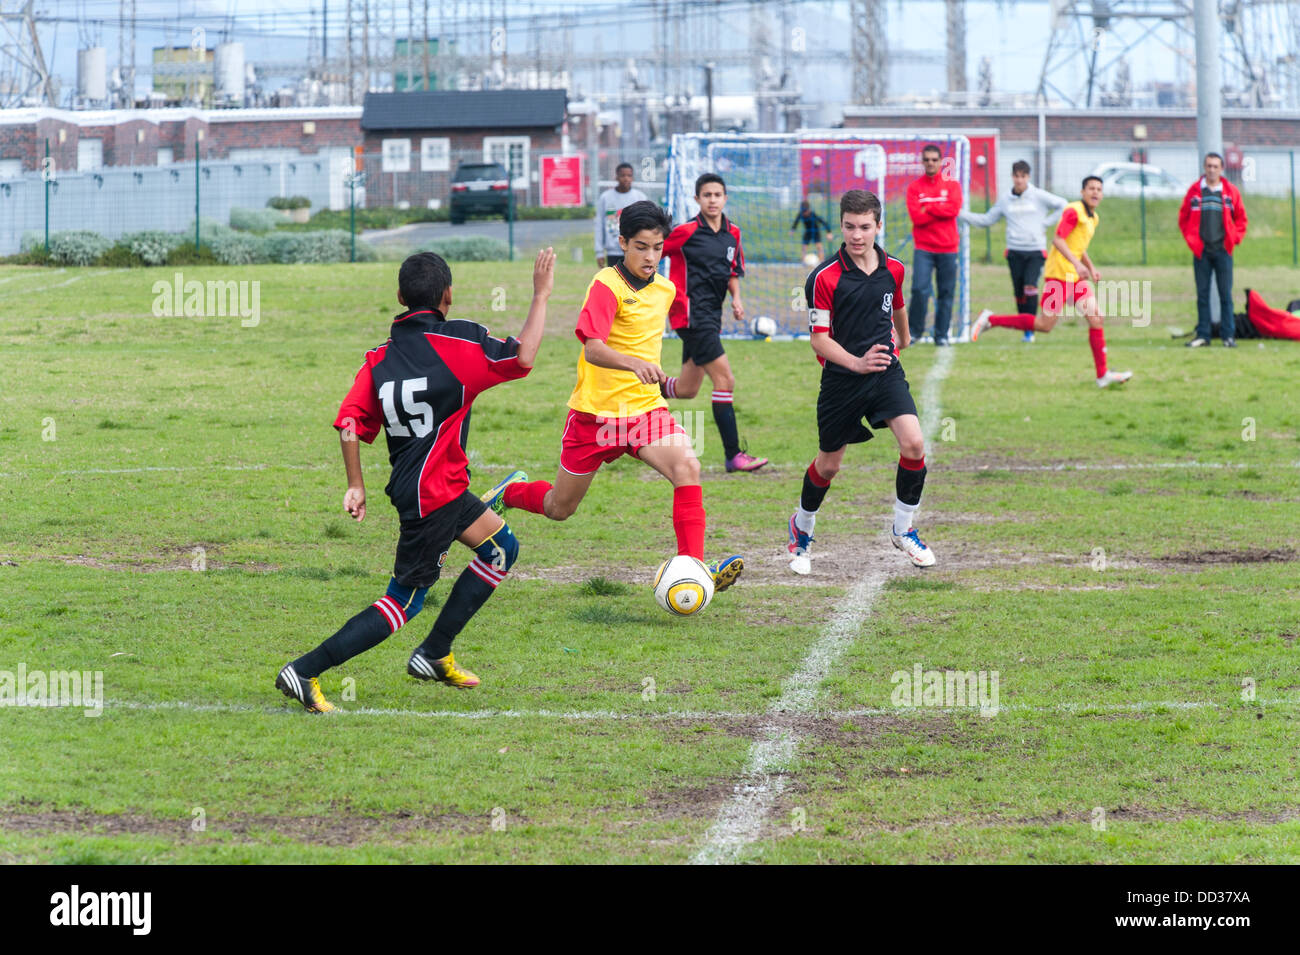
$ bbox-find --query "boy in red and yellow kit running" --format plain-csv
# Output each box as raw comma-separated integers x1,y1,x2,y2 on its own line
971,175,1133,388
483,201,744,589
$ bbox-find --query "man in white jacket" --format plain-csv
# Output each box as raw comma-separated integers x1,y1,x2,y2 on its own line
960,160,1067,342
594,162,649,268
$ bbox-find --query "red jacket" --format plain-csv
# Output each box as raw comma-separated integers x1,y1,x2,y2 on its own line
1178,177,1247,257
906,173,963,253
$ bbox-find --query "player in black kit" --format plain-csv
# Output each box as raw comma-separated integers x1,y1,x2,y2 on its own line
275,248,555,712
785,190,936,575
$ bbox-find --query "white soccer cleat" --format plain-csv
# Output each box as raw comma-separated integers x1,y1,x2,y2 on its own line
890,527,935,567
789,554,811,576
1096,370,1134,388
787,514,813,576
970,309,993,342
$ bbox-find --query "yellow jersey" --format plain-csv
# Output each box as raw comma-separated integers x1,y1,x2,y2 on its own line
1044,200,1099,283
569,265,676,418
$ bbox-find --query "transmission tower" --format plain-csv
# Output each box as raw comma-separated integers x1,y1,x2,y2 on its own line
946,0,967,94
0,0,56,106
851,0,887,105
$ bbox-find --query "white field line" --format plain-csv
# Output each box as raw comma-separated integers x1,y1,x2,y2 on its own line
0,269,113,297
692,346,957,866
23,696,1297,721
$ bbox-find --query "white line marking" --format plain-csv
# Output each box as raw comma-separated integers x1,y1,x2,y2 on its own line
692,346,957,866
28,696,1298,721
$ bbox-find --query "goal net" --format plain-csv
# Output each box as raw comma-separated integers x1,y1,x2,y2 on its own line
667,131,972,340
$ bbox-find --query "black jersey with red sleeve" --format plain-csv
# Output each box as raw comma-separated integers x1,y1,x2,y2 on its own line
662,212,745,330
333,307,529,521
805,244,906,375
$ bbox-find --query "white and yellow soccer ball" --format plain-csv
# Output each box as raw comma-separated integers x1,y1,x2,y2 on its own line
802,252,819,268
750,315,777,338
653,555,715,616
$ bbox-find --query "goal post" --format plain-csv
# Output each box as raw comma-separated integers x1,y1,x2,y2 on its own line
667,130,972,340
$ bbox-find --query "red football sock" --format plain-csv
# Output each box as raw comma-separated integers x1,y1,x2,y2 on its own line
672,484,706,560
1088,327,1107,377
990,313,1035,331
503,480,551,515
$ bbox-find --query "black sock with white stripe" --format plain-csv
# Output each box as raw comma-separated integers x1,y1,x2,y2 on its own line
416,566,498,660
292,605,393,678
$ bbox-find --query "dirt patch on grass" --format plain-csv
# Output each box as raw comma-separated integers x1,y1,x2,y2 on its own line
1157,547,1298,565
0,806,490,846
35,545,278,574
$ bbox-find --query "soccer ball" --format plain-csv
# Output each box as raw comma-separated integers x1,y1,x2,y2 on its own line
751,315,777,338
802,252,819,268
653,555,715,616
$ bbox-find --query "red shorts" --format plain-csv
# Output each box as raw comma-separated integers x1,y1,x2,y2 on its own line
560,407,689,475
1041,278,1094,315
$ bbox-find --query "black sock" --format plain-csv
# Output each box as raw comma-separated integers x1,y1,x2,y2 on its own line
712,398,741,459
293,606,393,678
417,567,496,660
1022,294,1038,315
801,463,831,512
896,459,927,506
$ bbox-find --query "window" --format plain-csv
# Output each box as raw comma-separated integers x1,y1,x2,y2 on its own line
421,138,450,172
483,136,529,190
156,147,174,166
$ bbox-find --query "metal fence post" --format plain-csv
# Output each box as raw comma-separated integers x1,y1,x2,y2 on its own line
194,143,201,251
1291,150,1297,267
43,137,49,254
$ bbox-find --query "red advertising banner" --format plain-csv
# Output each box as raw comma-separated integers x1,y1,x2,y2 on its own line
540,154,584,207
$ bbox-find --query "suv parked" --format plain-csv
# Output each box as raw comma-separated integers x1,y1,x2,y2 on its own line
449,162,513,224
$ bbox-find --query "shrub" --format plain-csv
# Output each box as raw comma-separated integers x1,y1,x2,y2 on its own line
97,244,142,268
267,195,311,211
165,242,219,266
263,229,374,264
44,230,113,266
209,231,268,265
229,206,287,232
121,230,186,266
416,237,511,261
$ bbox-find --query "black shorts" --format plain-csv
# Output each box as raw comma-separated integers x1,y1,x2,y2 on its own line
392,490,488,589
816,361,917,453
678,318,726,367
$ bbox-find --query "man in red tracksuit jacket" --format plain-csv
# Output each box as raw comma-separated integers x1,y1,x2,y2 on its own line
1178,152,1248,348
906,144,964,345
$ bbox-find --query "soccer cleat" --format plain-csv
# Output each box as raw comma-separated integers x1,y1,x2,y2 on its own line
969,310,992,342
1096,370,1134,388
276,663,337,713
1223,338,1237,348
725,450,769,472
1023,330,1035,343
708,555,744,592
480,469,527,515
917,333,934,345
408,650,480,688
787,513,813,576
1186,337,1210,348
890,527,936,568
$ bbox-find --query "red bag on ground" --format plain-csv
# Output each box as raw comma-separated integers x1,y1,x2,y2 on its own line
1239,289,1300,341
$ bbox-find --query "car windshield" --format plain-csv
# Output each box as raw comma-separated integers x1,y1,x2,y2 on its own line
455,165,506,181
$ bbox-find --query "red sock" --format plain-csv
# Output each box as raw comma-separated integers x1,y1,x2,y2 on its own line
1088,327,1107,377
503,480,551,515
672,484,706,560
990,313,1035,331
806,462,831,487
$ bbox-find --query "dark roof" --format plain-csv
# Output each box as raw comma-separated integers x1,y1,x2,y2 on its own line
361,89,567,131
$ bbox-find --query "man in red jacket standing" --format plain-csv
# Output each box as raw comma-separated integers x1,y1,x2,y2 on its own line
1178,152,1248,348
906,144,963,345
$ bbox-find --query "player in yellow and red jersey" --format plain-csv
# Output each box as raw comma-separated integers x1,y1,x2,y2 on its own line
481,200,744,589
971,175,1133,388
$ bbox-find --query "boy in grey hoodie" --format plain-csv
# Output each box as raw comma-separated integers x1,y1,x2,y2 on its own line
960,160,1067,342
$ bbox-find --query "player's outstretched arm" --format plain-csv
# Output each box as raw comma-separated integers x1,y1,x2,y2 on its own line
515,247,555,368
583,337,666,384
339,429,366,522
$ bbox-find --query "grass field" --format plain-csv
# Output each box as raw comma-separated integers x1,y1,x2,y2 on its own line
1,253,1298,864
